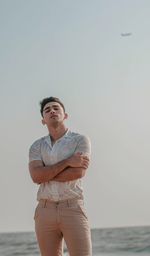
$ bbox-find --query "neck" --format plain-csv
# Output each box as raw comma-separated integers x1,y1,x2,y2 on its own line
48,124,68,143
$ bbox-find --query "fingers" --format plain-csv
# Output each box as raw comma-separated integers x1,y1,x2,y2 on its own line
82,162,89,169
68,152,90,168
81,158,90,169
75,153,90,168
76,152,89,160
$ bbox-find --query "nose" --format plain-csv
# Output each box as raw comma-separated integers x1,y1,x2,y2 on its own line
50,109,55,113
50,109,56,116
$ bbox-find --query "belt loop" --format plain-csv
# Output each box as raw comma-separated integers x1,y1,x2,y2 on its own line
43,199,47,208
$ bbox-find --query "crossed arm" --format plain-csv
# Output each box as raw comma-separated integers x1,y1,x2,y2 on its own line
29,153,90,184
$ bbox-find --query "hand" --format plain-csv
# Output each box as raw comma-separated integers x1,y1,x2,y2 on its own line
68,152,90,169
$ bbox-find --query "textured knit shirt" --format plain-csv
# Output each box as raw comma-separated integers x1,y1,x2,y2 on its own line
29,130,91,202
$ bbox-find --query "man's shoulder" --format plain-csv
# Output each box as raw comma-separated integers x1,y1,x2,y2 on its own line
29,135,49,149
68,130,90,142
69,131,91,155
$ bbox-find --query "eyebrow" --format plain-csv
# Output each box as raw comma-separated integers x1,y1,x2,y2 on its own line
43,104,59,112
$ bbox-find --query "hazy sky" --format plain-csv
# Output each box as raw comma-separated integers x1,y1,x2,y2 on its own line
1,0,150,232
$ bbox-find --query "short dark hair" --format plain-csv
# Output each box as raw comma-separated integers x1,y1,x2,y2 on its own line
40,97,65,116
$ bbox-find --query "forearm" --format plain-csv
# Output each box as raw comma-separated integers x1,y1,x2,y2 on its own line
53,167,86,182
29,152,89,184
29,159,69,184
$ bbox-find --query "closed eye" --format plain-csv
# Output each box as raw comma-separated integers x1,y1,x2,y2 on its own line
44,107,59,113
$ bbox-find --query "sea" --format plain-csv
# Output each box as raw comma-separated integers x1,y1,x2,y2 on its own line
0,225,150,256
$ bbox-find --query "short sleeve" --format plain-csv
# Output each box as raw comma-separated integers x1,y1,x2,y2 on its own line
29,139,42,163
74,135,91,158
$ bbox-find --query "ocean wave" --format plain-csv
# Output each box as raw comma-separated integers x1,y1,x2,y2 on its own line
1,226,150,255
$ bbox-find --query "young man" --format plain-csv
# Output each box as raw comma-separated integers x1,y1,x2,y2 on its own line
29,97,92,256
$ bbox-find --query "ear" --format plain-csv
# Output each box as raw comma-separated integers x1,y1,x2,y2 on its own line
64,113,68,120
41,119,46,125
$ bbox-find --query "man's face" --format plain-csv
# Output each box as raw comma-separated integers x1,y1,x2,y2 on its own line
42,102,67,126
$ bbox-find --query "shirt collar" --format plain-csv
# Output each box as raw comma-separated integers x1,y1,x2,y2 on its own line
44,129,71,146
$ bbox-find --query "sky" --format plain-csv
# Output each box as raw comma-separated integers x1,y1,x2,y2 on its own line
0,0,150,232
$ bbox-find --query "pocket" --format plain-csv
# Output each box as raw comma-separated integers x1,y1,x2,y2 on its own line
34,205,39,220
78,204,88,220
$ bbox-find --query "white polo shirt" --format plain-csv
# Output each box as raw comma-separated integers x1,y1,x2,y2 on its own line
29,130,91,202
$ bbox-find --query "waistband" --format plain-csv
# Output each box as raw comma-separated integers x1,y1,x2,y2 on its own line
39,197,84,208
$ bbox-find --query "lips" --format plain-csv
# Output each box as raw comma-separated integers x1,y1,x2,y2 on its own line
50,115,58,118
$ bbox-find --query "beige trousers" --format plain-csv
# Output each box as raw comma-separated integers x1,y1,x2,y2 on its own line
34,198,92,256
